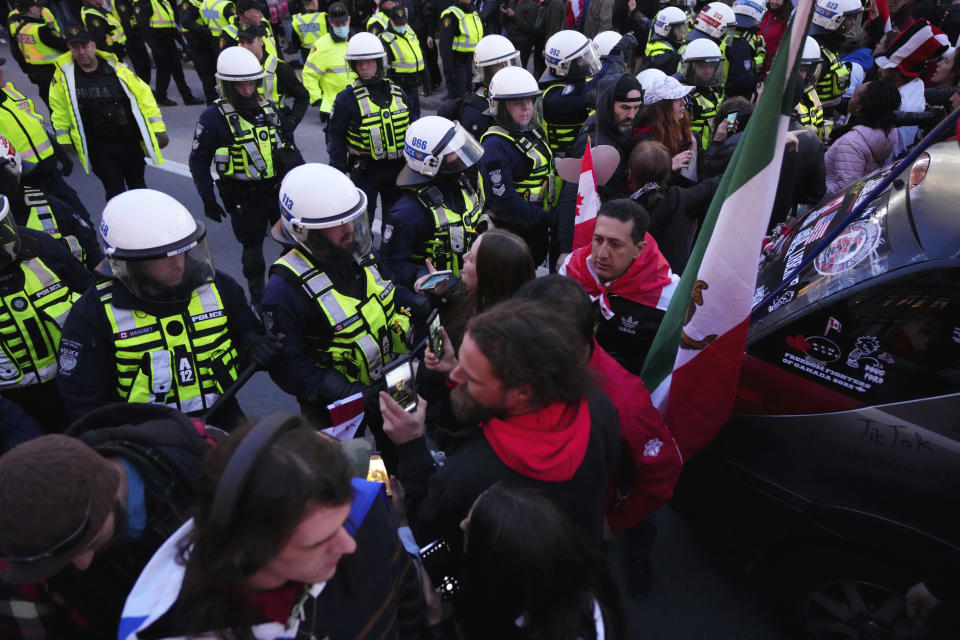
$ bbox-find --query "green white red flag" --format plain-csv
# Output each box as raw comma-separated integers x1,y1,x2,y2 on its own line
640,0,815,460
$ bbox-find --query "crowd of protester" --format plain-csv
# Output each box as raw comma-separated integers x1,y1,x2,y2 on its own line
0,0,959,636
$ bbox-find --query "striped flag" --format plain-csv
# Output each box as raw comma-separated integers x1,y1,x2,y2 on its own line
572,141,601,251
640,0,815,460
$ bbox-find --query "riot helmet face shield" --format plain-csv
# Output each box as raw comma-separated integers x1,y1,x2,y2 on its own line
107,231,216,303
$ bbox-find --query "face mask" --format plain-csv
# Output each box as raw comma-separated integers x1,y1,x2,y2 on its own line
333,25,349,38
393,24,407,34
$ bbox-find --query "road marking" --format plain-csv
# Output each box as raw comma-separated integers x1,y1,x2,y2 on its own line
147,158,216,180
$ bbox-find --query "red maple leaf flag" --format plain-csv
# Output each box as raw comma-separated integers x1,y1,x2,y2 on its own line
572,141,601,251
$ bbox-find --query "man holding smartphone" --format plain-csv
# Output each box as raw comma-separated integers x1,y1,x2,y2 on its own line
379,299,621,551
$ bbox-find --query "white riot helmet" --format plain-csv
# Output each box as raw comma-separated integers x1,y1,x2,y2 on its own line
0,134,22,199
692,3,730,40
100,190,215,301
680,37,726,87
345,32,388,83
278,164,372,264
488,66,543,132
402,116,483,181
0,195,20,269
653,6,689,43
811,0,863,35
733,0,766,29
799,36,823,90
474,34,521,86
216,46,265,107
708,2,737,29
636,67,667,94
544,30,602,80
593,31,621,58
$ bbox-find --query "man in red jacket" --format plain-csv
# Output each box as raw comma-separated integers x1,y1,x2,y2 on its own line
516,274,683,600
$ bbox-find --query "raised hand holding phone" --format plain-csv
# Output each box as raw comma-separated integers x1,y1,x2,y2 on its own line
425,326,458,374
414,259,452,296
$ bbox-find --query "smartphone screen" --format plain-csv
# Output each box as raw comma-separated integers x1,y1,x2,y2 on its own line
420,272,452,291
427,309,444,360
384,359,417,413
366,453,392,495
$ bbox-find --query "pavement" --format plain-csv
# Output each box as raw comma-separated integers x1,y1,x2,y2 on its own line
1,43,786,639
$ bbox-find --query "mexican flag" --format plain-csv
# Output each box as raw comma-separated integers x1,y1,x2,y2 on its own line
640,0,815,461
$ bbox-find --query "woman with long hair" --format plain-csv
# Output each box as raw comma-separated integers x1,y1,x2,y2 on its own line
825,79,901,194
455,484,626,640
643,76,698,184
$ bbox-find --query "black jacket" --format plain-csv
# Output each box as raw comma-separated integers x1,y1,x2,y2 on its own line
397,387,621,550
48,404,215,638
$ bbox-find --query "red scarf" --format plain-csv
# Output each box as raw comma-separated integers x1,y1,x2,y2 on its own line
562,232,676,319
481,398,591,482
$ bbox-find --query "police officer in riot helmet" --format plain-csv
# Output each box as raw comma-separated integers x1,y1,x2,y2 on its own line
0,188,92,431
479,66,557,265
380,115,485,288
326,32,412,228
263,163,418,471
57,189,280,430
190,46,300,308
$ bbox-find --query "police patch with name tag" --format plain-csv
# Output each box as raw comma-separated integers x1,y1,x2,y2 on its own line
191,310,225,323
333,314,362,331
489,168,506,197
116,325,159,340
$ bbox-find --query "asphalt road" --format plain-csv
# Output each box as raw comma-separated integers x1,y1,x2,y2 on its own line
1,43,786,639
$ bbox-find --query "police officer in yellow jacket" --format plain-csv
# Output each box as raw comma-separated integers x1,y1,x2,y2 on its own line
0,64,91,222
679,38,726,150
326,32,410,226
0,134,101,271
379,5,424,118
57,189,280,430
49,26,169,200
810,0,859,108
190,46,301,306
0,190,93,431
290,0,327,62
366,0,398,35
9,0,66,107
439,0,482,99
479,66,555,264
135,0,204,105
179,0,221,102
380,115,485,288
82,0,128,59
219,0,280,57
263,162,415,468
236,21,309,134
302,1,354,120
793,36,826,138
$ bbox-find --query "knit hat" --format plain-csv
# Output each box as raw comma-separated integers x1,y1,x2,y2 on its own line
875,19,950,78
643,75,694,105
612,74,644,103
0,436,121,584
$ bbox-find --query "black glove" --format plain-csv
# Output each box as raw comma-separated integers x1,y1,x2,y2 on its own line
155,131,169,149
247,333,284,368
53,142,73,176
204,200,226,222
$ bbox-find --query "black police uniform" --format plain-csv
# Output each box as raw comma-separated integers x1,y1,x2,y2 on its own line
179,0,220,103
189,100,298,304
453,86,494,138
135,0,202,104
57,271,261,429
439,0,480,99
0,228,94,431
379,173,483,288
114,0,155,82
74,59,151,199
326,77,410,227
540,72,596,159
9,187,103,270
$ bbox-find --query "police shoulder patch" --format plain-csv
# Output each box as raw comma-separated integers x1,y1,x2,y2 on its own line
489,168,505,197
382,224,394,243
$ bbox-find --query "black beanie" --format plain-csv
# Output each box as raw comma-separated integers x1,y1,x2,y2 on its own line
613,74,644,102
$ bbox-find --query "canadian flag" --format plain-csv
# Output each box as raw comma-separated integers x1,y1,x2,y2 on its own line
572,142,601,251
324,392,365,441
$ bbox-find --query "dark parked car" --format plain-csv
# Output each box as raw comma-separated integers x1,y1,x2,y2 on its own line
672,141,960,640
